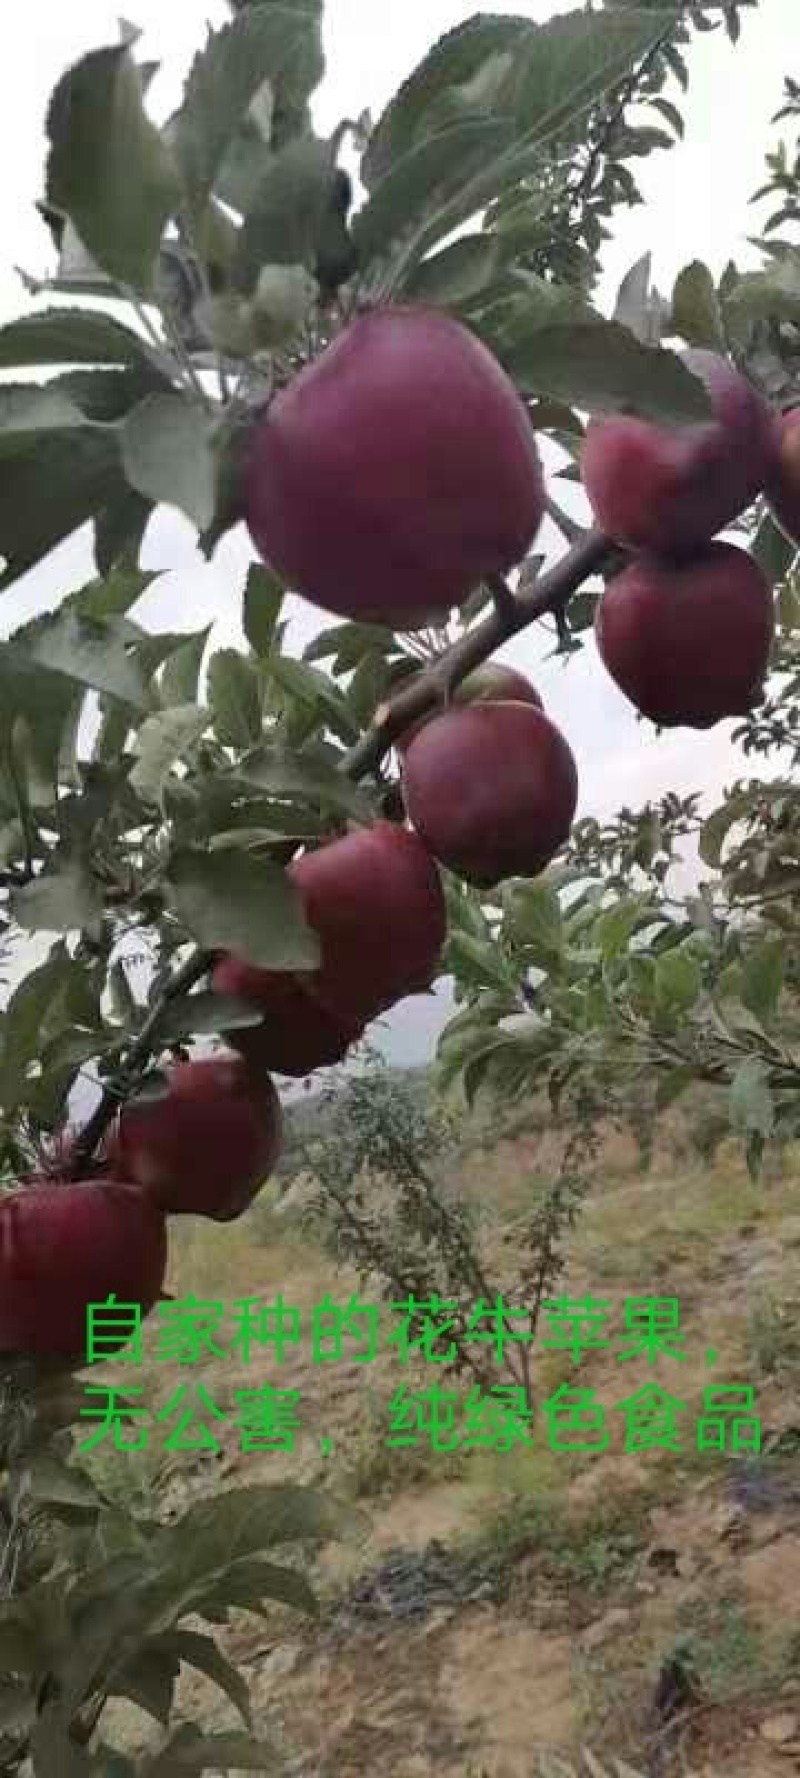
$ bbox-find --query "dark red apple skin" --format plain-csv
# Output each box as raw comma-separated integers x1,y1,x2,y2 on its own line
110,1054,283,1222
594,541,774,729
213,821,446,1070
0,1181,168,1360
396,663,544,754
210,964,363,1078
581,350,775,556
402,702,578,888
292,820,447,1018
765,406,800,548
245,305,545,626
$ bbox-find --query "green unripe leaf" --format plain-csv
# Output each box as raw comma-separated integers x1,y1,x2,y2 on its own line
45,45,180,292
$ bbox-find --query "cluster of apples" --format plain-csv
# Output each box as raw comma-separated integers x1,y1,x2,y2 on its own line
5,306,799,1364
0,1054,282,1359
583,349,794,728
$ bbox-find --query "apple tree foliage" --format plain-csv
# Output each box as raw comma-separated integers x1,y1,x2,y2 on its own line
0,0,796,1767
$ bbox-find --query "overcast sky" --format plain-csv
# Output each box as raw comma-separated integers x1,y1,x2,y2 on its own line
0,0,794,1068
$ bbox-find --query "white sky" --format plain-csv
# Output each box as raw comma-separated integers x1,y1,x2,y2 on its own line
0,0,795,1067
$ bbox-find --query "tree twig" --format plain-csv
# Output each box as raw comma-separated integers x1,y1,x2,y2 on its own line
343,529,615,779
67,950,213,1178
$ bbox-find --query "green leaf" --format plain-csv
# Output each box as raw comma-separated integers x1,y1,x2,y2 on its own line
231,744,374,821
503,878,563,967
159,629,213,706
670,260,725,350
0,428,122,587
95,1751,138,1778
165,848,320,969
741,939,785,1025
730,1057,774,1139
613,251,662,346
654,947,702,1019
31,1709,95,1778
0,956,94,1111
0,1680,36,1737
45,45,180,291
447,931,516,994
724,253,800,339
111,1645,180,1726
354,119,509,269
362,7,676,275
171,2,324,211
0,308,154,371
234,134,338,291
122,396,220,531
0,1617,43,1678
244,564,284,658
10,855,103,939
153,1484,363,1609
266,654,361,744
778,574,800,629
362,15,529,187
304,621,404,669
155,991,264,1042
207,650,263,748
130,707,211,802
16,1454,102,1515
193,1553,318,1620
501,320,712,424
1,613,151,710
753,510,797,586
94,484,153,577
144,1726,281,1776
0,385,94,439
58,1487,363,1730
403,232,504,308
699,790,755,869
596,897,658,962
153,1628,252,1727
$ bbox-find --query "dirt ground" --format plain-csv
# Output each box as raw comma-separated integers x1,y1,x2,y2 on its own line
95,1121,800,1777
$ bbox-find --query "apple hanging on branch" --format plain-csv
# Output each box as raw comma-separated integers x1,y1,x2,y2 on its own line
0,0,784,1373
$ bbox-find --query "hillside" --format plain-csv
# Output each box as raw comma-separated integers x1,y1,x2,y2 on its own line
86,1089,800,1777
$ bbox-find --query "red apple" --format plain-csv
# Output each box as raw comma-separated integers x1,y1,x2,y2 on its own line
396,662,544,753
765,405,800,548
595,541,774,728
0,1180,167,1360
292,820,446,1018
581,350,775,556
212,822,446,1069
245,305,545,626
110,1054,283,1222
211,962,365,1078
402,702,578,888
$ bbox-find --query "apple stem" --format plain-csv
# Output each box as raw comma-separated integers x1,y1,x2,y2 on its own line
343,529,616,780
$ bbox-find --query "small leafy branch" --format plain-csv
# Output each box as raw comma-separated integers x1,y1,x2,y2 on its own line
300,1053,596,1411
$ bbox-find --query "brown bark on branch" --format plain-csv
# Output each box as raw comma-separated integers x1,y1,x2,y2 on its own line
67,950,213,1179
343,528,615,780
